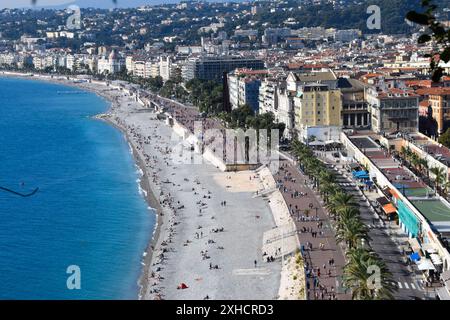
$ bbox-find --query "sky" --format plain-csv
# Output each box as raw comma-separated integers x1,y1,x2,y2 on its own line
0,0,184,9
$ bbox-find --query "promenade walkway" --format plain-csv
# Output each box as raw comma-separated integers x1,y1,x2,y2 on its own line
273,159,351,300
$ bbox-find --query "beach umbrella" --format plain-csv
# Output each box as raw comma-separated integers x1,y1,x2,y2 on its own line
177,283,188,290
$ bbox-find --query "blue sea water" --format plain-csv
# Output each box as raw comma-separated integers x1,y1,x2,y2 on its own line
0,77,154,299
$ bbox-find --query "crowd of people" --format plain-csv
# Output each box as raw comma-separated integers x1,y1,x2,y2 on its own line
274,161,343,300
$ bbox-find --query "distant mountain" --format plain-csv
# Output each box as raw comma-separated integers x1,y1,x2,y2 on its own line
63,0,180,9
1,0,184,9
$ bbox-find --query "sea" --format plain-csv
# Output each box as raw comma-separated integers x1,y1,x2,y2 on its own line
0,77,154,299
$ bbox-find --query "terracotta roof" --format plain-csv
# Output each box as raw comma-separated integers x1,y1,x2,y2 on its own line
419,100,429,107
405,80,433,88
416,87,450,96
378,88,419,98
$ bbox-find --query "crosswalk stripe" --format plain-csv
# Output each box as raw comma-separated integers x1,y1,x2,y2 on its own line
410,282,416,289
397,282,402,289
404,282,409,289
416,281,424,290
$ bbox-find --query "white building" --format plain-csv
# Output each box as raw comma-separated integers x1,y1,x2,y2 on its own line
334,29,361,42
259,77,295,139
159,56,172,81
97,50,123,75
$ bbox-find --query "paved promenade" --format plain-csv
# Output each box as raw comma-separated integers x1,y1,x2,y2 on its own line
274,159,351,300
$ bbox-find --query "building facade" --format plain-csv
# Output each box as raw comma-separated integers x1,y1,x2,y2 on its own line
367,87,419,133
182,55,265,81
427,88,450,134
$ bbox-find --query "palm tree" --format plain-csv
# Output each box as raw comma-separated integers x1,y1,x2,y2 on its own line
419,158,430,179
331,192,358,215
343,248,397,300
318,171,336,202
337,206,360,224
336,215,370,249
430,166,446,194
410,152,419,172
400,146,407,163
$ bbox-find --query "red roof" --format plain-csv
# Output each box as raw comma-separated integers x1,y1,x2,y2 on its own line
405,80,433,88
416,87,450,96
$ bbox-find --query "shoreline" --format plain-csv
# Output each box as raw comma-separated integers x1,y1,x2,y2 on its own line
0,71,162,299
96,115,163,299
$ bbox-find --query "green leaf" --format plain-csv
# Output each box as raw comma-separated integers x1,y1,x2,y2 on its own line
441,48,450,63
432,67,444,83
418,34,431,43
406,11,430,25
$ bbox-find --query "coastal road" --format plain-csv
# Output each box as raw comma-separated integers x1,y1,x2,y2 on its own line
320,154,429,300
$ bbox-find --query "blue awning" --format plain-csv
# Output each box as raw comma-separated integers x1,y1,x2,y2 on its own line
409,252,421,262
352,170,368,177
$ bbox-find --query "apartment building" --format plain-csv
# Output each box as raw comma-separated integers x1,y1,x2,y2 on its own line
259,77,295,139
338,77,370,129
228,68,267,112
423,87,450,134
182,55,265,81
367,87,419,133
288,71,342,142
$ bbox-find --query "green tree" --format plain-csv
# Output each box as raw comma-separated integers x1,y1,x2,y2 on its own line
407,1,450,81
439,128,450,148
343,248,397,300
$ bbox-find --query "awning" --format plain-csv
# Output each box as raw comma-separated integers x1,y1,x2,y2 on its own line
376,197,390,206
353,170,368,177
430,253,443,265
417,259,436,271
308,141,325,146
389,188,400,199
408,238,422,253
422,242,437,254
382,203,397,215
410,252,421,262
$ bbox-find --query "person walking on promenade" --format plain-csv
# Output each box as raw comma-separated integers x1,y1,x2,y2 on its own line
254,260,257,268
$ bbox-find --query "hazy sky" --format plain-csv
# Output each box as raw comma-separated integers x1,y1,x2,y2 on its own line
0,0,183,9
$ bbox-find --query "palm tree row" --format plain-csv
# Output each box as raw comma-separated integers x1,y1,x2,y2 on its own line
400,146,450,196
399,146,430,179
291,139,397,299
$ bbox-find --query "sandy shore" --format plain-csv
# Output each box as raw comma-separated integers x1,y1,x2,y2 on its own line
1,71,285,300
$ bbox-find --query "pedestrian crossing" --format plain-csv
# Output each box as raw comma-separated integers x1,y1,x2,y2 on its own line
339,182,353,187
393,280,425,291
